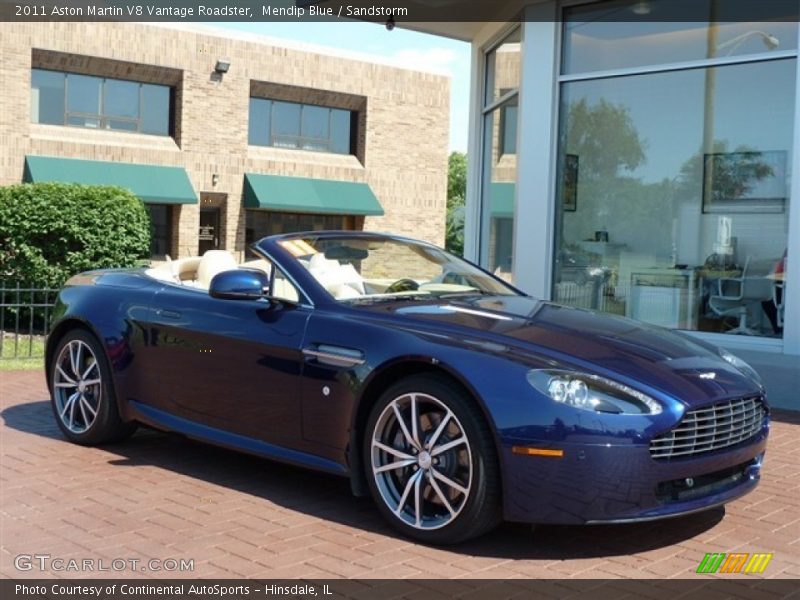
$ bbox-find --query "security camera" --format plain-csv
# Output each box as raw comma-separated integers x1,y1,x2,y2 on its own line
386,15,395,31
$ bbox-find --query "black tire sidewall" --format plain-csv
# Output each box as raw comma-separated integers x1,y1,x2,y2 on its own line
363,374,500,545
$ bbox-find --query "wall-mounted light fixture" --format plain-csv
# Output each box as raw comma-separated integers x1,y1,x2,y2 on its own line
717,31,779,55
214,59,230,74
211,174,219,186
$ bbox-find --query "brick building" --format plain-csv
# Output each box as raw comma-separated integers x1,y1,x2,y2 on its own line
0,22,449,260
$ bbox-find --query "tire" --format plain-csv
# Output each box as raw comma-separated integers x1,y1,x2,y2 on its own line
363,373,501,544
49,329,136,445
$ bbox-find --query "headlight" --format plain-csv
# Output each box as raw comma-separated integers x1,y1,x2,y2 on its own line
719,349,763,386
527,369,662,415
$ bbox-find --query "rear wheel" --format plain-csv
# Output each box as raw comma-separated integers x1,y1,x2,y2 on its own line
364,374,501,544
50,329,136,445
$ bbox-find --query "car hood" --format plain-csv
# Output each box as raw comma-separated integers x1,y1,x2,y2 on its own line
356,294,763,406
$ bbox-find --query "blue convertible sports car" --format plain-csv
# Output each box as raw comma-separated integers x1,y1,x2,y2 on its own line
46,232,768,544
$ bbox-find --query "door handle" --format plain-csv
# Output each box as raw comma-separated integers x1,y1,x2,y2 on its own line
156,309,182,320
303,345,365,368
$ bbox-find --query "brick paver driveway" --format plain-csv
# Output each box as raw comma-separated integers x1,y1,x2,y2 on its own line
2,370,799,579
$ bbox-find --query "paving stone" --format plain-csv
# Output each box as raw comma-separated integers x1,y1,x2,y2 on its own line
1,371,798,579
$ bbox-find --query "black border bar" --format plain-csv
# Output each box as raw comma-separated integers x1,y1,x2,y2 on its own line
2,0,800,23
5,579,800,600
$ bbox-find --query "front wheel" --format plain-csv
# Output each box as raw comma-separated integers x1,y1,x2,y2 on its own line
49,329,136,445
364,374,501,544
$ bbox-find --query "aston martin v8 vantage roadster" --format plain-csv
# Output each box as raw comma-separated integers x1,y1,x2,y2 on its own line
46,232,768,544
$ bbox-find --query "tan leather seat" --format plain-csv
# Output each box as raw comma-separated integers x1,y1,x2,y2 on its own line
272,277,300,302
308,253,364,299
196,250,238,289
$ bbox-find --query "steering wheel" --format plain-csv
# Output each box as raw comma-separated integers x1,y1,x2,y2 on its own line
385,278,420,294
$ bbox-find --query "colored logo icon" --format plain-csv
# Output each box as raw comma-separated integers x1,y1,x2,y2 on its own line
697,553,773,574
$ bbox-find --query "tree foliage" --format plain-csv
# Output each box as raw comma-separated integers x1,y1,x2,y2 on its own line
446,151,467,255
0,183,151,287
678,140,775,203
447,151,467,209
565,98,646,180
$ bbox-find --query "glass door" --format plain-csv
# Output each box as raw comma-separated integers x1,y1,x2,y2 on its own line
198,207,220,255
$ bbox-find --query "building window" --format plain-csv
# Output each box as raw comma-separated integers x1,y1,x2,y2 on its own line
31,69,172,135
499,102,518,156
146,204,172,257
245,211,355,245
561,6,797,75
553,2,796,339
479,26,522,278
248,98,354,154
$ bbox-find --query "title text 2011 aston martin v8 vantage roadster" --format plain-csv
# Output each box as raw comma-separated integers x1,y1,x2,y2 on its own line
46,232,768,544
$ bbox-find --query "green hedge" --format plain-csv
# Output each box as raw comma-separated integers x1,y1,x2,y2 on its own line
0,182,151,287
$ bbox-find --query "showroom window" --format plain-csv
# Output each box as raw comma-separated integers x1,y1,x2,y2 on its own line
553,1,796,339
30,69,172,135
245,211,356,245
248,98,355,155
479,26,521,280
146,204,172,258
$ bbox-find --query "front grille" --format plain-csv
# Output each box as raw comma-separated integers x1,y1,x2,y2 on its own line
650,396,766,460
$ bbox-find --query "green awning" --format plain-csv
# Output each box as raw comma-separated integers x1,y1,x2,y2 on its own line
23,155,197,204
490,182,515,218
243,173,384,216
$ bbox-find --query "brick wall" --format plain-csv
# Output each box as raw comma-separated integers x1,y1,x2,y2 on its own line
0,22,450,259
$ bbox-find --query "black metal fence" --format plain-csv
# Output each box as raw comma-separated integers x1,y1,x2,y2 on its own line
0,283,58,361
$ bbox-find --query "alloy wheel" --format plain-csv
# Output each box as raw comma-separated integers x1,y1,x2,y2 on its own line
371,392,472,530
52,340,102,434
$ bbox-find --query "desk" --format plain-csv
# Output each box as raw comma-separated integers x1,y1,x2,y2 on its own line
627,267,700,330
699,268,743,280
577,241,627,265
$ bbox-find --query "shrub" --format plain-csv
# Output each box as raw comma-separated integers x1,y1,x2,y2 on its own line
0,183,151,287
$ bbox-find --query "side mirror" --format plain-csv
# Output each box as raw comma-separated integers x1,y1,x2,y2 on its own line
209,269,269,300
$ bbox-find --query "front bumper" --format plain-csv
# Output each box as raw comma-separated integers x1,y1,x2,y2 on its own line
501,426,768,524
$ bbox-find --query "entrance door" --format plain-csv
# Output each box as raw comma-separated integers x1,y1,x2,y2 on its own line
198,208,220,255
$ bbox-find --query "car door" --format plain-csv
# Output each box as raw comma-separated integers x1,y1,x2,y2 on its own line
144,283,311,447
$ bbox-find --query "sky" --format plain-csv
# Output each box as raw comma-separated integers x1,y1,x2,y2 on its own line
212,21,471,152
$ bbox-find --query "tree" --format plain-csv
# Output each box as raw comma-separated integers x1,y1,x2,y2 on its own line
564,98,646,181
558,98,662,260
447,151,467,209
446,151,467,255
0,183,151,287
677,140,775,204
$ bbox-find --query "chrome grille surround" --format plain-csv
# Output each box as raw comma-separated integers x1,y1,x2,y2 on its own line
650,396,766,460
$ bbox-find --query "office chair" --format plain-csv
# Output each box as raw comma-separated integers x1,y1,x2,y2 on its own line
708,257,759,335
773,280,785,329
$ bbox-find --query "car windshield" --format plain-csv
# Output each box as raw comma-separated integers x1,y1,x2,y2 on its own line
276,235,519,303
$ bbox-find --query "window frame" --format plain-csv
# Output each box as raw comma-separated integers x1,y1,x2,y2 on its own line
478,23,523,270
551,0,800,346
248,97,356,155
31,68,173,136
